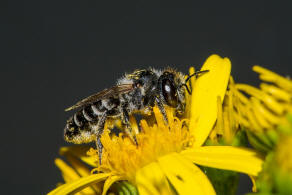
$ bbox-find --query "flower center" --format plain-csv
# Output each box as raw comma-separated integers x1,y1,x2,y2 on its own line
88,106,192,182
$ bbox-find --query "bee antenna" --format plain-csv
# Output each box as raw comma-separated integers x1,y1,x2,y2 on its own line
181,84,192,94
182,70,209,94
185,70,209,83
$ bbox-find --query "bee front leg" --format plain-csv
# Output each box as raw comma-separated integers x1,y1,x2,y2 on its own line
155,96,168,124
121,107,138,146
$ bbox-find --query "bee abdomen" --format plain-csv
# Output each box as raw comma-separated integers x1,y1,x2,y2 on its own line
73,111,86,127
64,123,96,144
91,100,106,116
73,104,101,127
64,98,121,144
82,105,97,122
64,115,97,144
64,104,100,143
91,98,120,116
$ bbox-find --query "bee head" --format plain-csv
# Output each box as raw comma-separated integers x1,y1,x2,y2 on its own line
158,70,186,114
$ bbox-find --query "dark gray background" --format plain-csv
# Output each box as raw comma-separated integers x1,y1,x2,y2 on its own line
1,1,292,194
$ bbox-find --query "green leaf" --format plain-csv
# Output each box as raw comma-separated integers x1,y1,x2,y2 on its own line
112,181,139,195
231,130,248,147
246,131,273,154
199,166,239,195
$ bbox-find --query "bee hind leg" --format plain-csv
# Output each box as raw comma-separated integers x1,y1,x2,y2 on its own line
96,137,103,166
94,113,107,165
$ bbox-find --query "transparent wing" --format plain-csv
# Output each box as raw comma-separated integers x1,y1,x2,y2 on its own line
65,84,134,111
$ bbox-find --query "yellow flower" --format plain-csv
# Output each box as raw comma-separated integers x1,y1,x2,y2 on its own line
48,55,264,195
231,66,292,132
212,65,292,152
254,118,292,194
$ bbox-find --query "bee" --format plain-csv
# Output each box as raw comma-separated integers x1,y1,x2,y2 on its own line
64,68,208,164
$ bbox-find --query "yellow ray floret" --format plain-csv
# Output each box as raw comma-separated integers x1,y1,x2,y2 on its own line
230,65,292,133
181,146,263,176
189,54,231,146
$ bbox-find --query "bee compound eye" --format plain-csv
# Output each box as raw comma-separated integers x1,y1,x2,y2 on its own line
162,79,178,107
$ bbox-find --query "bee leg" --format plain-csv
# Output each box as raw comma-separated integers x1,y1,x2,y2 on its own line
122,107,138,146
95,113,107,165
155,96,168,124
96,137,103,166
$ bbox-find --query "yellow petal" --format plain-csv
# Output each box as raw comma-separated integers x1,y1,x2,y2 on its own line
190,55,231,146
54,158,87,194
260,83,291,102
55,158,97,194
65,154,91,178
158,153,216,195
181,146,263,176
249,97,280,125
102,175,124,195
249,175,257,192
65,154,101,193
183,67,196,118
250,97,272,129
48,173,111,195
236,84,284,115
253,65,292,92
136,161,173,195
60,146,97,167
55,158,81,182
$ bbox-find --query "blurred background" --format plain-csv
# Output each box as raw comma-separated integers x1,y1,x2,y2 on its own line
1,1,292,194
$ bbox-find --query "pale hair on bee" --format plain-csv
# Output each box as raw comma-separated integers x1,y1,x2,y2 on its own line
64,68,208,164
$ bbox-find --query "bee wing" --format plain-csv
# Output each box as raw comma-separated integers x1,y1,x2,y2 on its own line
65,84,134,111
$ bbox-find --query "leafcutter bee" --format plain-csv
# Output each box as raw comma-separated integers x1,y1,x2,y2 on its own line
64,68,208,164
